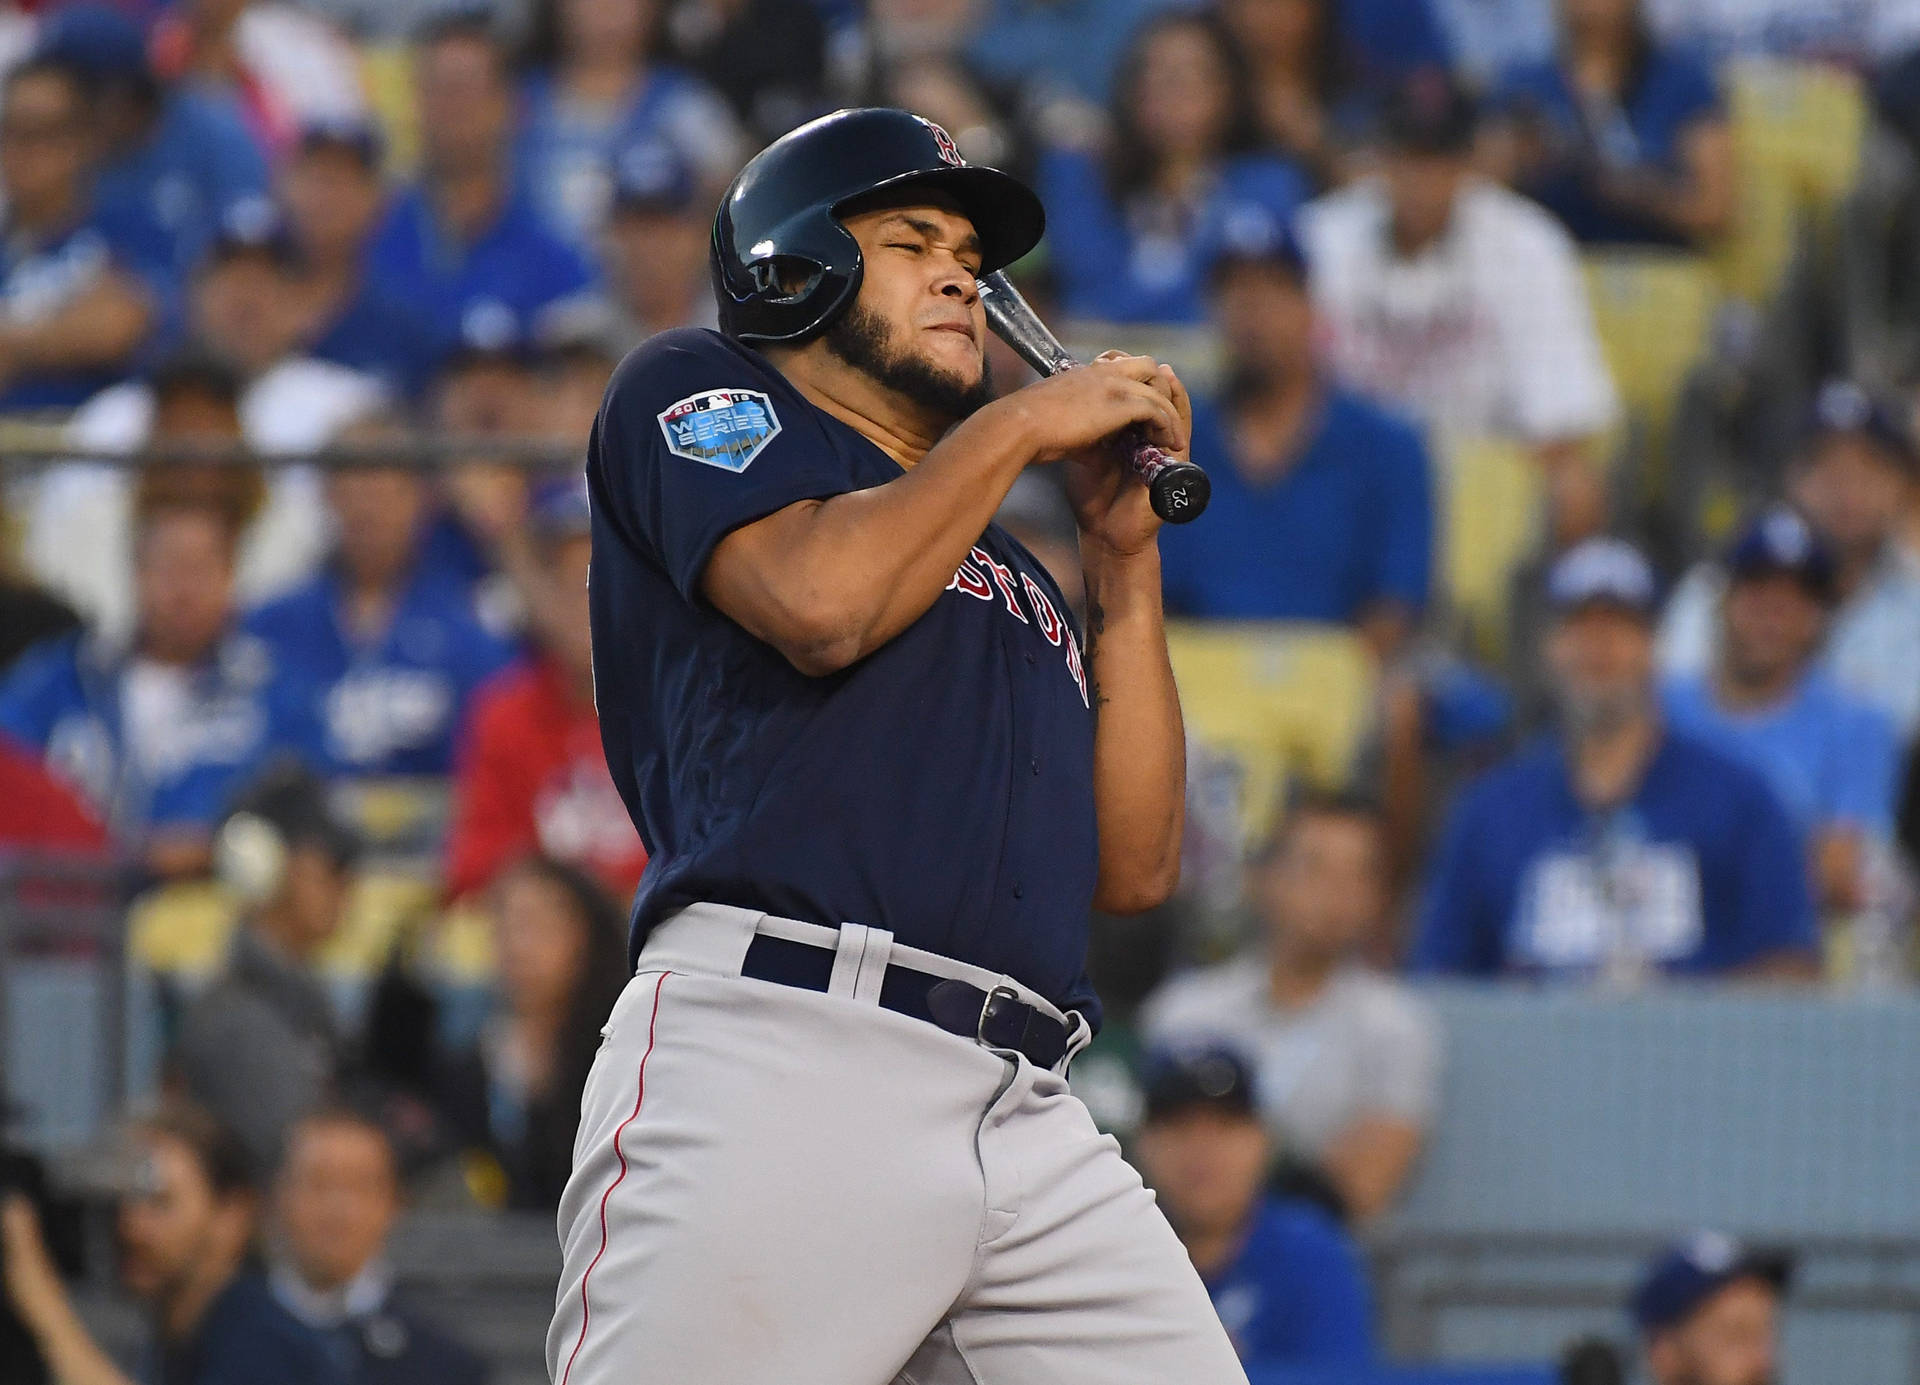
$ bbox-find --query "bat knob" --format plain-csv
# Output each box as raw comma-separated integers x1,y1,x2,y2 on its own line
1149,462,1210,524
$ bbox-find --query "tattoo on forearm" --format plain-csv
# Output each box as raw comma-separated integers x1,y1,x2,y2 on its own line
1084,597,1110,714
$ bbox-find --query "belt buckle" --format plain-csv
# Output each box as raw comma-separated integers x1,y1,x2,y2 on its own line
976,985,1021,1047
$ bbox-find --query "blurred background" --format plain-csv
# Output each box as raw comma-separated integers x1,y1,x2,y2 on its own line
1,0,1918,1382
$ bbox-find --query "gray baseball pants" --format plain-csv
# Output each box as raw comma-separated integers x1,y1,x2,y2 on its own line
547,901,1248,1384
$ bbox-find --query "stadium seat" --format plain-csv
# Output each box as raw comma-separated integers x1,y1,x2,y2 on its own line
1435,436,1541,662
1581,250,1719,444
1717,58,1868,306
1164,621,1377,855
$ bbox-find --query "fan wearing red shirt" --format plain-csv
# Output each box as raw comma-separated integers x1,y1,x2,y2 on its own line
445,487,646,900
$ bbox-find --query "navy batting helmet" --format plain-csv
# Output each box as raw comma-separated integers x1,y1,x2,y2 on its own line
711,107,1046,345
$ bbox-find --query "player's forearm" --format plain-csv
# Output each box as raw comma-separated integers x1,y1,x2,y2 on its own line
706,402,1035,674
1082,541,1184,914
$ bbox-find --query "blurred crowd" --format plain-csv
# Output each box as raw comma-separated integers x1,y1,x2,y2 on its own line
2,0,1920,1380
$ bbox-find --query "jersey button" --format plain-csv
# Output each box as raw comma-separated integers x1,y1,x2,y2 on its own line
1030,756,1040,775
1025,651,1036,666
1012,882,1025,899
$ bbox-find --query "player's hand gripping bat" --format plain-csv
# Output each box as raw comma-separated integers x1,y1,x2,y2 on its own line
977,271,1210,524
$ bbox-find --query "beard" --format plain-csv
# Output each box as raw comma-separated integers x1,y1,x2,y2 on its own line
825,301,992,424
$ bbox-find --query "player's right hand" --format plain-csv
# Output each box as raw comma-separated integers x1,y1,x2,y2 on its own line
991,354,1187,465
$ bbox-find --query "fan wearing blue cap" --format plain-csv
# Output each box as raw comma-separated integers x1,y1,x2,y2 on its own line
1133,1045,1376,1369
37,3,270,278
0,55,174,411
281,119,439,400
1155,208,1433,654
1414,537,1820,981
1662,506,1900,916
1660,379,1920,741
596,138,717,350
1634,1233,1789,1385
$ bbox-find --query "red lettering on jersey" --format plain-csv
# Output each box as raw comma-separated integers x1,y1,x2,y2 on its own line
971,547,1029,623
1063,627,1089,708
946,557,993,601
1021,573,1064,647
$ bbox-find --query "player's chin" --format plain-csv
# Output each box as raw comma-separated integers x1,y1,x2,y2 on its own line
920,328,985,377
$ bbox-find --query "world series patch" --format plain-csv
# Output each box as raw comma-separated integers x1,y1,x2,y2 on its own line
657,388,782,472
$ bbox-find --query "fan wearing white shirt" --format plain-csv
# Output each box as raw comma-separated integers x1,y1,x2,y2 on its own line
1299,74,1619,544
19,200,386,639
1140,793,1441,1222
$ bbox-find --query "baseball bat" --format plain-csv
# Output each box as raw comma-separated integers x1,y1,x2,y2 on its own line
977,271,1210,524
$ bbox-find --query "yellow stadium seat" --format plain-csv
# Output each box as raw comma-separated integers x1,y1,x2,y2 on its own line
1582,249,1719,440
1718,58,1868,305
1165,621,1376,853
128,870,441,982
1438,435,1542,661
358,42,420,176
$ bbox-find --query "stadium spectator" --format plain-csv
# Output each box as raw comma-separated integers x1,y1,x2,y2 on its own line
174,763,359,1177
37,3,270,279
280,119,439,400
245,413,515,777
434,855,629,1210
1157,211,1433,656
870,50,1023,174
368,15,596,359
1484,0,1734,249
446,486,647,901
0,479,285,878
1633,1233,1790,1385
663,0,829,144
1640,0,1919,65
1037,11,1309,326
269,1107,491,1385
1662,381,1920,743
27,211,388,633
1142,795,1439,1222
1662,507,1900,914
1216,0,1366,188
514,0,744,253
533,305,628,452
0,1102,335,1385
593,138,717,354
0,54,170,413
0,564,78,675
965,0,1174,107
1414,538,1822,981
148,0,369,154
1429,0,1558,84
1131,1045,1375,1367
1300,73,1617,539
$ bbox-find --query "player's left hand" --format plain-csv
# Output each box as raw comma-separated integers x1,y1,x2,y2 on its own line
1064,352,1190,558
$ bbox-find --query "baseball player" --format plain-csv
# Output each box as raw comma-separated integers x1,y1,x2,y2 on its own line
548,107,1246,1385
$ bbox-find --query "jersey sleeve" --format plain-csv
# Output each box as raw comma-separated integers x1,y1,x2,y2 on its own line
1828,700,1899,837
589,331,860,603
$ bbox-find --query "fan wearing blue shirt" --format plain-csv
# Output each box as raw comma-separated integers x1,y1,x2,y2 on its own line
281,121,439,401
365,16,595,367
1662,507,1900,916
0,56,173,412
246,420,514,778
37,3,271,278
1414,538,1821,981
1485,0,1733,248
0,485,289,878
1037,11,1310,325
1132,1045,1375,1368
1159,213,1432,649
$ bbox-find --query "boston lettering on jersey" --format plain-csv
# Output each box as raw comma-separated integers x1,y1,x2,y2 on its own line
588,328,1105,1027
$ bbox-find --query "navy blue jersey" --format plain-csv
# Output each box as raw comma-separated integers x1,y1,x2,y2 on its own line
589,328,1102,1023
